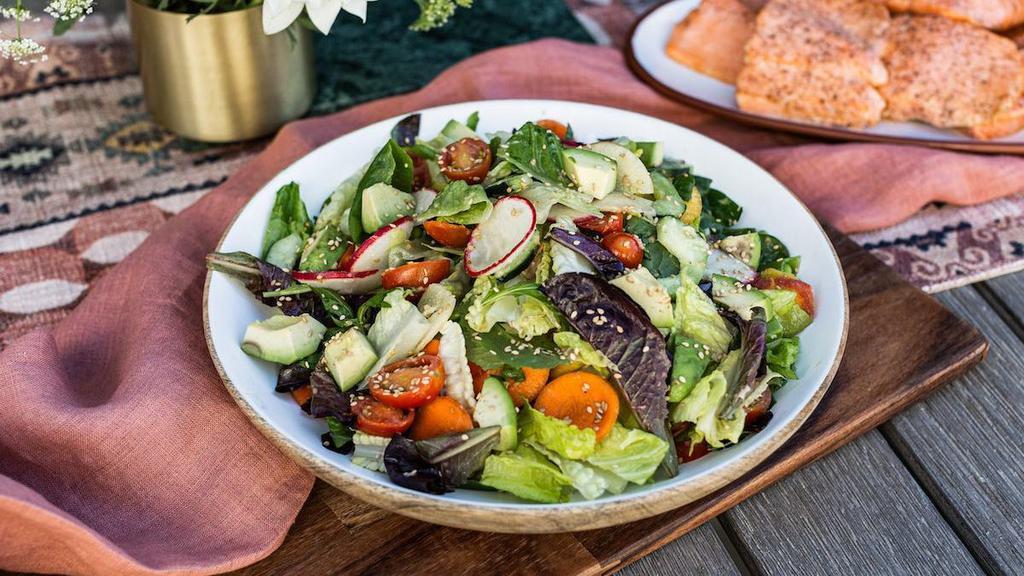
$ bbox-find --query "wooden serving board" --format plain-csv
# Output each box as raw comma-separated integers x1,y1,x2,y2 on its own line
229,226,987,576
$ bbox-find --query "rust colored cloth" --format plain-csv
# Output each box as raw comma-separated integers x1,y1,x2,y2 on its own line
2,39,1023,576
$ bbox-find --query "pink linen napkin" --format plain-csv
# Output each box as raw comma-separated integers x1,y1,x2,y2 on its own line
2,38,1023,576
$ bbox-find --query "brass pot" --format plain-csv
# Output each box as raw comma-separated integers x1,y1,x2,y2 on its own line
127,0,316,143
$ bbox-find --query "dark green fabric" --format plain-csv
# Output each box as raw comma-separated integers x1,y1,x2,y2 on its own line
311,0,592,115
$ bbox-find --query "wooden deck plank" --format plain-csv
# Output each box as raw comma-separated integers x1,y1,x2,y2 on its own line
721,430,983,575
877,282,1024,574
617,521,743,576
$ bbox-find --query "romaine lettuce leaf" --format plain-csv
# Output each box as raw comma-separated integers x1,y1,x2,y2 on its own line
439,321,475,410
766,336,800,379
416,180,492,225
553,331,612,374
520,404,597,460
463,276,559,339
585,424,669,485
511,296,562,340
526,441,627,500
674,278,733,359
550,240,596,276
478,445,572,503
669,353,746,448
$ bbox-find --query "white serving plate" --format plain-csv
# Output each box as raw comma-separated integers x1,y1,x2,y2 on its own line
204,99,848,533
628,0,1024,154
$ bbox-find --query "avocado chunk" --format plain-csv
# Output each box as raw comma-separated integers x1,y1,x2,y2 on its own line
610,266,674,329
360,182,416,234
711,275,774,321
586,141,654,197
562,148,618,200
323,328,379,391
473,377,518,451
719,232,762,269
634,141,664,168
241,313,326,365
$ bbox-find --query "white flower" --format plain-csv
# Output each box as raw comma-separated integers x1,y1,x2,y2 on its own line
44,0,95,22
0,6,37,22
0,37,47,65
262,0,373,35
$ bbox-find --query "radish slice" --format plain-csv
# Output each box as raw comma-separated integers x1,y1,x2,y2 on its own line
349,216,413,272
292,269,380,294
464,195,538,278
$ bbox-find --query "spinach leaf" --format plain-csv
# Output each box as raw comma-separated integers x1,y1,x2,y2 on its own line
299,222,348,272
504,122,568,185
771,256,801,275
356,288,399,328
465,111,480,131
758,233,791,271
405,143,438,160
323,416,354,454
700,187,743,235
261,182,311,258
462,322,565,370
642,241,681,278
311,287,356,329
416,180,492,225
348,140,414,242
624,216,657,241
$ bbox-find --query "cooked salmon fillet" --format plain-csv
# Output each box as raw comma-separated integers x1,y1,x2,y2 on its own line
665,0,756,84
879,0,1024,30
964,97,1024,139
735,0,890,127
881,15,1024,133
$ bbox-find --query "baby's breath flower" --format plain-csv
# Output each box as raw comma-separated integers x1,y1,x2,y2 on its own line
0,6,37,22
44,0,94,22
0,36,47,65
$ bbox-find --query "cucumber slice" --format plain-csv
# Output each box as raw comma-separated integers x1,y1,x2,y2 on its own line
464,195,539,278
473,377,518,451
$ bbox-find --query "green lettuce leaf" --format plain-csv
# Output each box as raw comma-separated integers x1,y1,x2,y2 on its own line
504,122,569,185
553,332,612,375
261,182,311,262
585,424,669,485
462,323,565,370
478,445,572,503
526,441,627,500
669,352,746,448
520,404,597,461
463,277,559,339
766,336,800,379
674,278,734,359
416,180,492,225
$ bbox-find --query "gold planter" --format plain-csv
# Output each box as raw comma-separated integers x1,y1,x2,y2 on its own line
127,0,316,143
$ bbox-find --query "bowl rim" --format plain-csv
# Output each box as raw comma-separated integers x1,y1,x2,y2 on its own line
203,99,850,533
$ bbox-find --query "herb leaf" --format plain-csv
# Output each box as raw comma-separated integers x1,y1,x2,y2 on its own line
504,122,568,185
642,241,681,278
462,322,565,370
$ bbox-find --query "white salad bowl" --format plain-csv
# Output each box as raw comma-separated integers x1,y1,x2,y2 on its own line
204,100,849,533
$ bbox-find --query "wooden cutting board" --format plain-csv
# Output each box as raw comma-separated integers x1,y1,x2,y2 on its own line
230,226,987,576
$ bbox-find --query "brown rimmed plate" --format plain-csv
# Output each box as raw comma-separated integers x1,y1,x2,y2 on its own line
626,0,1024,154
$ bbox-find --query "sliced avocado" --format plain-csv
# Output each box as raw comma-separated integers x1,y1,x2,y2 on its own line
610,266,674,329
586,141,654,197
360,182,416,234
474,377,518,451
711,275,774,321
656,216,709,283
719,232,762,269
241,314,326,365
562,148,617,200
668,336,711,403
634,141,664,168
323,328,379,391
763,289,812,336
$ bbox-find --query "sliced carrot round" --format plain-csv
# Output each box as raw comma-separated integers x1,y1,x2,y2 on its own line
534,371,620,440
408,396,473,441
505,367,550,407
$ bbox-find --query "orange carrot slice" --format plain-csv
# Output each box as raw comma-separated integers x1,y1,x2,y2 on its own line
506,367,551,407
408,396,473,441
534,371,620,440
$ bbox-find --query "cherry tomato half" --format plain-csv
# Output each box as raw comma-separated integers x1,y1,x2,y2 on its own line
536,119,569,140
368,355,446,410
754,270,815,316
577,212,624,236
676,438,710,463
745,388,772,427
601,232,643,268
351,396,415,437
468,362,495,396
381,259,451,290
439,138,492,184
410,154,431,191
423,220,473,248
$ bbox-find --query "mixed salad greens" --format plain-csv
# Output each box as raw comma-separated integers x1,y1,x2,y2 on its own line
207,113,816,503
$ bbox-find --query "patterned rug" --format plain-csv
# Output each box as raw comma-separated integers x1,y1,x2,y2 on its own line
3,0,1024,350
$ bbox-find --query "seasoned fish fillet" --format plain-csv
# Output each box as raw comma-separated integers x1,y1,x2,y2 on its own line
736,0,890,127
964,97,1024,139
881,15,1024,133
665,0,756,84
879,0,1024,30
